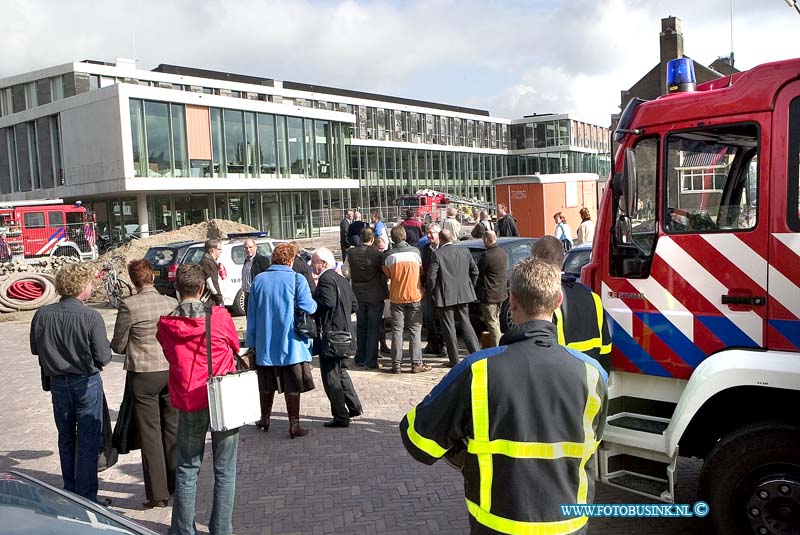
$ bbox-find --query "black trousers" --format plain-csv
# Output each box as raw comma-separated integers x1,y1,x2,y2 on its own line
437,304,481,365
320,358,362,423
129,370,178,502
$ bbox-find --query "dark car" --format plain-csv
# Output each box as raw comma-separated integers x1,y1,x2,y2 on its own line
144,240,201,297
562,241,593,281
0,470,157,535
454,237,538,334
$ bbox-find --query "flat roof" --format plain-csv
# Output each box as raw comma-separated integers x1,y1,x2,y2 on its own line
151,63,490,117
492,173,600,185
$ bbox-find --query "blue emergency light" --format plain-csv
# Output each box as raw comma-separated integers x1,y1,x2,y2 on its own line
667,58,696,93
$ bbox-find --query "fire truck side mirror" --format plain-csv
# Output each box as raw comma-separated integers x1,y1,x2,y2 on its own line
622,148,637,217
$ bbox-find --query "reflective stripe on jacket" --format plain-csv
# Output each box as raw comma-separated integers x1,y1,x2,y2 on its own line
400,320,609,535
554,278,612,373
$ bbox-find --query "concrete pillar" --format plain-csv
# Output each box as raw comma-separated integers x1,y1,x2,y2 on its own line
136,192,150,238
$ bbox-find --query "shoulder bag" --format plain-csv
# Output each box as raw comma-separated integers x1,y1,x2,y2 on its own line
320,277,354,359
293,273,318,339
205,307,261,432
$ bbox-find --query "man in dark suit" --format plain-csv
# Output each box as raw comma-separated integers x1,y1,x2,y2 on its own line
427,229,481,367
476,231,508,347
199,239,224,307
339,210,354,254
312,247,363,428
241,239,271,312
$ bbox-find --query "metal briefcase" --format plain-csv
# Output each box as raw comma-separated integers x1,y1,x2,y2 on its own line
207,370,261,432
204,307,260,432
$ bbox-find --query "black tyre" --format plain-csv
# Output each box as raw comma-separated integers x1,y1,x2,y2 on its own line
53,246,79,258
499,299,514,333
108,279,133,309
698,422,800,535
231,289,246,317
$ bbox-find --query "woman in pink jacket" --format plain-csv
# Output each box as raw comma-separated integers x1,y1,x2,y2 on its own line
157,263,239,535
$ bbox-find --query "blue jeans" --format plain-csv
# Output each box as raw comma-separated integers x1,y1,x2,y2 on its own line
170,409,239,535
355,301,383,368
50,373,104,502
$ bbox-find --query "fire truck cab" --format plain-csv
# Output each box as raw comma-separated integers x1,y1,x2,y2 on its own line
397,191,448,222
0,200,98,262
584,58,800,534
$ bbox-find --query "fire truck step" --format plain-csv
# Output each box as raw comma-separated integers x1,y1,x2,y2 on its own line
607,415,669,434
604,472,671,501
598,447,677,503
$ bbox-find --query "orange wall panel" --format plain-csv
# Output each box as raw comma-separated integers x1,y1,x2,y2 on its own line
186,105,212,160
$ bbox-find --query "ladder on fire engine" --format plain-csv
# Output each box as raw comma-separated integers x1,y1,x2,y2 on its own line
597,412,678,503
415,189,491,210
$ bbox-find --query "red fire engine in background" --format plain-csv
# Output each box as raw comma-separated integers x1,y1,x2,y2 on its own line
396,190,490,222
583,57,800,534
0,199,98,262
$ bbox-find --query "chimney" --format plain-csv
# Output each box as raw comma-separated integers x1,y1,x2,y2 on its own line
660,17,684,95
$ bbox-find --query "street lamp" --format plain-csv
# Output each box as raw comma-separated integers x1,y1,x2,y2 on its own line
786,0,800,14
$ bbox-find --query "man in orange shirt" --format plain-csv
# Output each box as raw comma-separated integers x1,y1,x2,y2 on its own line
382,225,431,374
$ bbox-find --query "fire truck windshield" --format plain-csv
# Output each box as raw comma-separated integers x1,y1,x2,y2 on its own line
398,197,420,207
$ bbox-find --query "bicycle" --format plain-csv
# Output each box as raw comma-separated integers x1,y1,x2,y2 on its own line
99,259,133,309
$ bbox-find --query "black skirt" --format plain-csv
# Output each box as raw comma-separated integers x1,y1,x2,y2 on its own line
257,362,315,394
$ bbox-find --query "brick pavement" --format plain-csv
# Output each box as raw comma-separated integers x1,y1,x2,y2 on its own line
0,306,705,534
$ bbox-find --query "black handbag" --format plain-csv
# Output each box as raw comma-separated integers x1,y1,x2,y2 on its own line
320,280,354,359
293,274,317,339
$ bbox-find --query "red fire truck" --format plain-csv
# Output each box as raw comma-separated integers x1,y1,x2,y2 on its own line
0,200,98,262
396,190,489,222
583,58,800,534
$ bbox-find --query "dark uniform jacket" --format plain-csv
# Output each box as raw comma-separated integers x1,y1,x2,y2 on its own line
476,245,508,305
556,277,612,373
400,219,422,245
400,320,609,535
347,245,388,303
199,253,223,306
496,214,519,237
427,242,478,308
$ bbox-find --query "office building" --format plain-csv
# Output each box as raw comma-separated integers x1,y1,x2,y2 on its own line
0,59,609,240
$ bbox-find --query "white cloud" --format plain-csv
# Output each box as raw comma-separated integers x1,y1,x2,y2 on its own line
1,0,797,126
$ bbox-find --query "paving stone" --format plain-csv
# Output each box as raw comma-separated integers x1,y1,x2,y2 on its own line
0,305,705,534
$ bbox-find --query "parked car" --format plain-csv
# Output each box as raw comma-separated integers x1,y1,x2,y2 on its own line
180,233,286,316
0,470,158,535
562,241,593,281
454,237,538,334
144,240,202,297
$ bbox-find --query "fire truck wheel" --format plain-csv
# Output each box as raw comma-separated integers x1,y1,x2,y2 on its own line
499,299,514,333
698,422,800,535
53,246,79,258
231,289,246,317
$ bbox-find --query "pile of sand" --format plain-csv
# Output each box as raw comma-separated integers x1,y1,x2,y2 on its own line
87,219,256,302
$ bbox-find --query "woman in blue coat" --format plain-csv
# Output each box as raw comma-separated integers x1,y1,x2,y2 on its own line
245,243,317,438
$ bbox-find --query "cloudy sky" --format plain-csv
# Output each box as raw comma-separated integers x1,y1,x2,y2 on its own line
2,0,797,125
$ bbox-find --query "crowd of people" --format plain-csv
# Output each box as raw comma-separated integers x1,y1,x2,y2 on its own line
29,202,611,535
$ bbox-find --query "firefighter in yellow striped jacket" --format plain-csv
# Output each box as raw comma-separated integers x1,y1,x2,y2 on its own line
533,235,612,373
400,258,609,535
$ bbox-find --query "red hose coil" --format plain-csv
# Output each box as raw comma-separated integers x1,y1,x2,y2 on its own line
7,280,45,300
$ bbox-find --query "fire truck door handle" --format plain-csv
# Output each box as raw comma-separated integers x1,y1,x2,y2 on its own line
721,293,766,307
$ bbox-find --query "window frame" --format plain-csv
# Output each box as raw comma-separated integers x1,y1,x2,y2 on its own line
662,122,760,235
788,96,800,231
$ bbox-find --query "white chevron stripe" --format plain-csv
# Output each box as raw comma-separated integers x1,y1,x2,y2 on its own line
769,233,800,319
773,232,800,253
601,281,633,336
628,277,694,341
701,234,767,289
656,236,762,345
769,265,800,319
